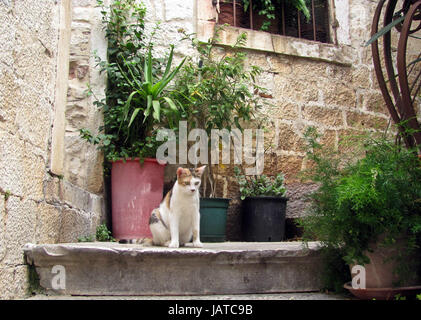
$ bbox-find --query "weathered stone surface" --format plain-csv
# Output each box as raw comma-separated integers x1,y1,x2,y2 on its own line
24,242,324,295
0,197,5,262
0,0,105,299
35,203,62,244
346,111,388,130
59,208,93,243
363,91,388,114
273,123,306,153
284,183,318,218
274,75,319,103
0,129,46,201
4,196,37,265
267,101,299,121
0,265,29,299
352,66,372,90
302,105,344,128
323,82,357,108
274,155,304,182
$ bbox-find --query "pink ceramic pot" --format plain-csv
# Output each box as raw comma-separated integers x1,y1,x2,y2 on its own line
111,158,165,239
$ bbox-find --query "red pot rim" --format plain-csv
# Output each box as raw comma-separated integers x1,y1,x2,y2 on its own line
112,157,167,166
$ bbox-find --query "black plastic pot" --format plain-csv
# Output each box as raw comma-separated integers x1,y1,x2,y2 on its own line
241,196,288,242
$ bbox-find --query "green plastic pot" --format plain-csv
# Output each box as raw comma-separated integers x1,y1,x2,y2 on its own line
199,198,230,242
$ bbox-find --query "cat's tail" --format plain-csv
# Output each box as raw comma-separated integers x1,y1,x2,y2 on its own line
118,238,154,246
139,237,154,246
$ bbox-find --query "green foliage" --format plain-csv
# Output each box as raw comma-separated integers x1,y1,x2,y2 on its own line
174,27,267,196
77,235,95,242
394,293,407,300
299,127,421,287
26,264,45,296
242,0,310,31
234,166,286,200
81,0,184,162
317,247,351,294
175,28,264,134
77,223,115,242
4,190,11,201
119,44,186,129
96,223,116,242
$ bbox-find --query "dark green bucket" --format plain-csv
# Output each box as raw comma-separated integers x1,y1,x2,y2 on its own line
199,198,230,242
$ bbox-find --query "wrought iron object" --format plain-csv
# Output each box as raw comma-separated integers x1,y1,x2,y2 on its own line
371,0,421,151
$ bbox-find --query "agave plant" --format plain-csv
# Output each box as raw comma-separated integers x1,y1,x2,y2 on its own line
81,1,188,162
118,44,186,131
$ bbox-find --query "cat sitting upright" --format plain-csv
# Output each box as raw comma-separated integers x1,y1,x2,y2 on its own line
144,165,206,248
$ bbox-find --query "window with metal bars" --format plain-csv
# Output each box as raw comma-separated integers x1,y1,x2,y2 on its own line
214,0,330,44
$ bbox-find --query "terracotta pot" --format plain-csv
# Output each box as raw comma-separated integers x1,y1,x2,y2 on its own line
111,158,165,239
344,282,421,300
350,235,420,288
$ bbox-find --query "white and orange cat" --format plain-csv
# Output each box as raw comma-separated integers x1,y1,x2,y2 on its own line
122,165,206,248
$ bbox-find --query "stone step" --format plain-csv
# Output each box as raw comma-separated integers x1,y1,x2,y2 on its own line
24,241,324,296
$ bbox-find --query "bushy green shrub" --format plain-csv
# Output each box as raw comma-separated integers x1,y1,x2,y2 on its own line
299,127,421,286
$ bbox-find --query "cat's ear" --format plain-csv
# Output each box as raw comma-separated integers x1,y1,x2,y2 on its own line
176,167,184,177
195,165,206,177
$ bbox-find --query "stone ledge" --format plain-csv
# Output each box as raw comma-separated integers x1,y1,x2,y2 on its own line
197,22,354,66
24,242,324,296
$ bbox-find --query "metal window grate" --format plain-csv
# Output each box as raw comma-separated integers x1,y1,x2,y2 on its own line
215,0,330,44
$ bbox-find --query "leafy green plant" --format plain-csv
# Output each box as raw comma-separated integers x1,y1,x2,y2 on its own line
77,224,115,242
96,223,116,242
80,0,185,163
394,293,407,301
234,166,286,200
174,27,267,197
242,0,310,31
119,44,185,129
299,127,421,287
77,235,95,243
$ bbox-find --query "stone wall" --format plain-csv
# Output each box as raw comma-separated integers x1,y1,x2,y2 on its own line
64,0,106,195
0,0,106,299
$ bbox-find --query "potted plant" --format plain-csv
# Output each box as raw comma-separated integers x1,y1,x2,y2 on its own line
173,27,267,242
299,127,421,298
234,166,288,241
80,0,185,240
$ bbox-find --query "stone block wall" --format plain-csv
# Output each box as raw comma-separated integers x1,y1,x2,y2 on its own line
0,0,106,299
64,0,106,195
